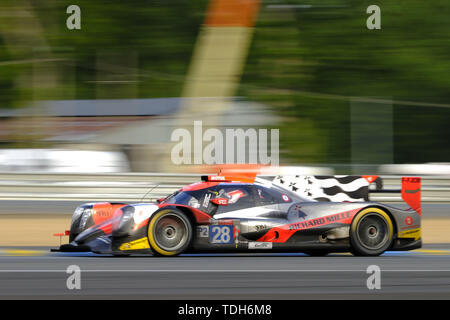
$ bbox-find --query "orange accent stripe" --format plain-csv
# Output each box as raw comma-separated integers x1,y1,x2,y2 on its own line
208,164,266,180
99,223,113,235
208,175,256,183
257,208,361,243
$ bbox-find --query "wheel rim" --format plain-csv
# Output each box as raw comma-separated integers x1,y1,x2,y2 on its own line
356,213,390,250
153,213,189,252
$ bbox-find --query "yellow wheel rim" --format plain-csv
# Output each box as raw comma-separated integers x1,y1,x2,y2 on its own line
147,210,188,256
352,207,394,250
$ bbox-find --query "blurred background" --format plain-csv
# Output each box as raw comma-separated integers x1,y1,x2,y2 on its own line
0,0,449,245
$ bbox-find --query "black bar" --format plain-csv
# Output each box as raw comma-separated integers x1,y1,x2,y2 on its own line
369,189,400,193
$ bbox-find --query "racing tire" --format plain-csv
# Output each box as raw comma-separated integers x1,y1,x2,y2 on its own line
147,208,193,257
350,207,394,256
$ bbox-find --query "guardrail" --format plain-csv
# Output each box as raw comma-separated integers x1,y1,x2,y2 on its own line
0,172,448,203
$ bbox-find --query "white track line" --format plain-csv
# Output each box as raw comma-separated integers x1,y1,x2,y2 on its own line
0,269,450,273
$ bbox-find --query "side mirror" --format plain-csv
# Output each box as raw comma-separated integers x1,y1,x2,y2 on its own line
210,198,229,206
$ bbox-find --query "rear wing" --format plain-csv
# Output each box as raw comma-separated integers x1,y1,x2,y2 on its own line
369,177,421,215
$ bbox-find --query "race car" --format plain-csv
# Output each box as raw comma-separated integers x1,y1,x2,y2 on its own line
56,174,422,256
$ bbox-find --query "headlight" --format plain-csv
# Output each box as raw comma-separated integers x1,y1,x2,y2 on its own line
118,206,135,231
71,206,85,225
79,208,93,231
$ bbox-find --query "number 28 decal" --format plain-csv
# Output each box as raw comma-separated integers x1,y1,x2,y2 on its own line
209,225,233,244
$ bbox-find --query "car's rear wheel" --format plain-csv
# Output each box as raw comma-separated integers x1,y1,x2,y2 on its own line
350,207,394,256
147,209,192,256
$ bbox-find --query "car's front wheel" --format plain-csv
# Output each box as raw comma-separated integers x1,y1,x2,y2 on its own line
350,207,394,256
147,209,193,256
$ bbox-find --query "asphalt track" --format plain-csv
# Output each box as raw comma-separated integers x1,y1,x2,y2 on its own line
1,245,450,299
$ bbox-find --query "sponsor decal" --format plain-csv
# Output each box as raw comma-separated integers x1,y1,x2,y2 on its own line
197,225,209,238
254,224,268,232
405,216,413,225
282,194,290,202
203,193,212,207
249,242,272,249
209,175,226,181
401,177,421,215
258,208,360,243
95,210,110,218
209,225,234,244
211,198,229,206
290,204,307,220
227,190,245,204
119,237,150,251
289,211,352,231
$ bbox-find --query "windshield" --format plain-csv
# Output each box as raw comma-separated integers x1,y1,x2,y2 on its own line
161,190,202,209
